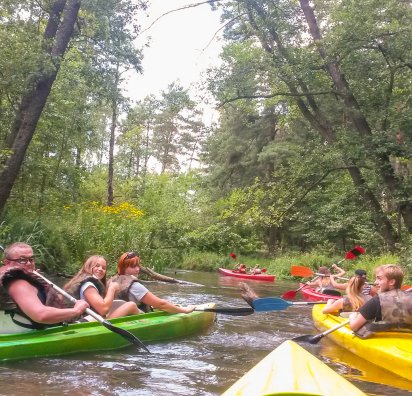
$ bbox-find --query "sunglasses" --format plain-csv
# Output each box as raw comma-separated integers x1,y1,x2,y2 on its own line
7,256,35,265
125,252,139,260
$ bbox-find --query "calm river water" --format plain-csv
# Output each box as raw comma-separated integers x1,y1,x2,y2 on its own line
0,270,411,395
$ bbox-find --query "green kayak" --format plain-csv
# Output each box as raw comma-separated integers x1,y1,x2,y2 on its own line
0,303,215,361
222,340,366,396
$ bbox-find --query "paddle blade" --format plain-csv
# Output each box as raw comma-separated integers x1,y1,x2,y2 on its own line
345,246,365,260
291,266,314,277
292,334,323,344
282,290,298,300
102,320,150,353
252,297,291,312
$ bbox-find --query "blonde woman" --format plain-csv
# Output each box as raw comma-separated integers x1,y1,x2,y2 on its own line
64,255,139,319
322,275,372,314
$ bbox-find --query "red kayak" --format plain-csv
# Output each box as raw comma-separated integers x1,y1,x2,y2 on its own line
218,268,275,282
300,284,341,302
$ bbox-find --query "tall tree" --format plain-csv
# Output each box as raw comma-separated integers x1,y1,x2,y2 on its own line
152,83,205,174
0,0,81,212
209,0,412,250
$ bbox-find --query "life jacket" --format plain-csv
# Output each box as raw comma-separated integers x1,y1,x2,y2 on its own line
64,275,105,300
380,289,412,324
355,289,412,338
0,264,65,331
108,274,153,313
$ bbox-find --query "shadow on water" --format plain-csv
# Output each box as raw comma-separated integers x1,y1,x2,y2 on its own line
0,270,411,395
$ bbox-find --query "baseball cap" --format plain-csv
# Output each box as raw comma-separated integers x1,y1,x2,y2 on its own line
355,269,367,277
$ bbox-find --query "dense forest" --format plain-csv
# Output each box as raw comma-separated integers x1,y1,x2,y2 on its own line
0,0,411,274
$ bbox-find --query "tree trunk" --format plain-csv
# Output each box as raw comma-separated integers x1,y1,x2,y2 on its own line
107,67,120,207
139,266,202,286
266,225,278,257
347,166,398,249
0,0,81,213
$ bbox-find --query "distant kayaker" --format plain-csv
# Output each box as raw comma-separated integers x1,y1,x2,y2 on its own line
233,263,247,273
327,269,375,296
306,263,346,294
64,255,139,320
322,275,372,314
0,242,89,332
349,264,412,337
107,252,196,314
249,264,262,275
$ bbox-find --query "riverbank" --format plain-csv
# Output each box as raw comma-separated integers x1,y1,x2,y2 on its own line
177,250,410,282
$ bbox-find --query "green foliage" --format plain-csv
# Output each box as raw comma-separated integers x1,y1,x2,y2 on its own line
183,223,249,253
2,0,412,270
0,214,71,273
52,201,145,270
180,251,223,271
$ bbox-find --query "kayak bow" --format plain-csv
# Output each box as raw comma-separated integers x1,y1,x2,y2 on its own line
222,340,366,395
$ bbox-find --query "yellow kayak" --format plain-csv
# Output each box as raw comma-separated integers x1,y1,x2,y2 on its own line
312,304,412,381
320,342,412,392
221,340,366,396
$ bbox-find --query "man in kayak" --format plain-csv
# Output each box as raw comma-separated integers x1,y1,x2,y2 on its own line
0,242,89,332
349,264,412,336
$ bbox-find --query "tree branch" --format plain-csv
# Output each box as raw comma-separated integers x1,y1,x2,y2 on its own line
141,0,222,34
218,90,338,107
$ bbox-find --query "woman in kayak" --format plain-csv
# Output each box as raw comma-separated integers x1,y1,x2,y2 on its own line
306,263,346,294
233,263,247,273
64,255,139,319
249,264,262,275
326,269,375,296
107,252,196,314
322,275,372,314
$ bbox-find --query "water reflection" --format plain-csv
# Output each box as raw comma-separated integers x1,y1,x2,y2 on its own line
0,270,411,395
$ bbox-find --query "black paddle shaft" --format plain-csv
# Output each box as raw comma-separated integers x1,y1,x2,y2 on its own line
292,320,350,344
196,307,254,316
101,320,150,351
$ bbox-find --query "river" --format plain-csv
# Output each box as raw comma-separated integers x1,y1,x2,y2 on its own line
0,270,411,395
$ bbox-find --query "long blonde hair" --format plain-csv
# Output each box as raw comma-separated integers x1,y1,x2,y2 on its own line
346,275,367,311
64,255,107,291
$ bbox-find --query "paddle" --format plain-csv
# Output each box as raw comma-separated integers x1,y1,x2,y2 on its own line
291,266,349,280
34,271,151,353
282,275,322,301
252,297,325,312
282,246,365,300
292,319,350,344
195,307,254,316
